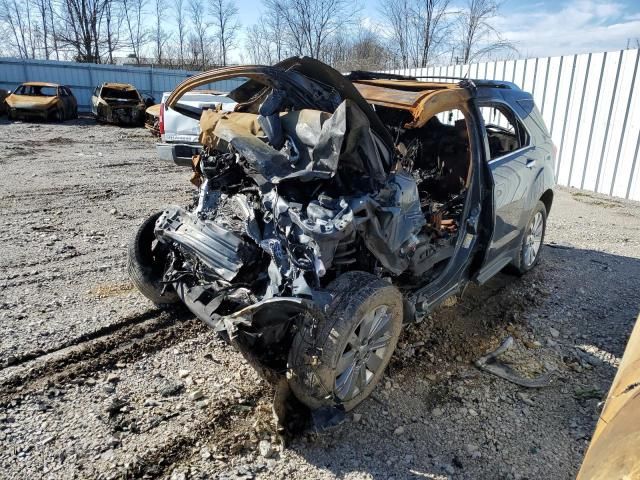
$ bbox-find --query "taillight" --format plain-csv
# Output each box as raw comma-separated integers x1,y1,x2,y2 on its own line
159,103,165,136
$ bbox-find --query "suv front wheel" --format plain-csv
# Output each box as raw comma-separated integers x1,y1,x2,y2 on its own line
287,271,403,411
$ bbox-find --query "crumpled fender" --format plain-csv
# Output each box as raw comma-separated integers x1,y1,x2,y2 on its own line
173,280,328,339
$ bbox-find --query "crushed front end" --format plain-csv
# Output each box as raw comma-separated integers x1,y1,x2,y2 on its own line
129,57,477,420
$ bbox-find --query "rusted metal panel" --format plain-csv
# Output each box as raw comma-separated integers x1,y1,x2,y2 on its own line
352,81,470,129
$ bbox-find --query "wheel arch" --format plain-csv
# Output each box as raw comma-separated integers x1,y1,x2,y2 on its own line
540,188,553,215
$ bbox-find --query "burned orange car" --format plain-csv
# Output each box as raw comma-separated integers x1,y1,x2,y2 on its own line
91,82,152,126
6,82,78,121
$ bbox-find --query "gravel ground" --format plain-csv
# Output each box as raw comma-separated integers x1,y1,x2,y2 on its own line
1,117,639,480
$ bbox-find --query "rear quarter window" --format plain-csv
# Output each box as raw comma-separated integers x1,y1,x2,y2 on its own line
517,100,550,138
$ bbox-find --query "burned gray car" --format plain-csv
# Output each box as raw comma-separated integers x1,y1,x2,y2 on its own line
91,82,150,126
128,57,555,416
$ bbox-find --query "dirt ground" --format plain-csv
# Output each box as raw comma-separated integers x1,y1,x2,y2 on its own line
1,117,639,480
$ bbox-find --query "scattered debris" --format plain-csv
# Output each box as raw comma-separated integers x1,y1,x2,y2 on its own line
189,390,205,401
474,336,552,388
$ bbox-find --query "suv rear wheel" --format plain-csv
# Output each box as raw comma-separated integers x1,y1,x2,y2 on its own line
515,200,547,274
287,271,403,411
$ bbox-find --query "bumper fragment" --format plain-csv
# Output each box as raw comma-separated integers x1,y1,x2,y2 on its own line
156,143,200,166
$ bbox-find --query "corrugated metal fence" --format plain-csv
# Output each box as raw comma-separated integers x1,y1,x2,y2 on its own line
386,49,640,201
0,57,246,112
3,53,640,201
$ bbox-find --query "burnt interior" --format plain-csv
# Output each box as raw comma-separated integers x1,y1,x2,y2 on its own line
377,106,470,285
101,87,141,105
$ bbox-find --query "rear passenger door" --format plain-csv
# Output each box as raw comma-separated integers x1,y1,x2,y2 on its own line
478,101,535,265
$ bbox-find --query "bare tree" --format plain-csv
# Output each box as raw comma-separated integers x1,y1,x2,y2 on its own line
121,0,147,63
0,0,30,58
47,0,60,59
380,0,450,69
211,0,239,66
175,0,186,67
24,0,37,58
380,0,412,68
103,0,122,63
326,26,393,71
34,0,50,58
153,0,170,62
245,24,271,64
246,7,288,64
412,0,450,67
56,0,107,62
188,0,209,68
264,7,286,62
263,0,356,60
456,0,515,64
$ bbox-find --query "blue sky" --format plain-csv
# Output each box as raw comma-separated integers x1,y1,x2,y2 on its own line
234,0,640,60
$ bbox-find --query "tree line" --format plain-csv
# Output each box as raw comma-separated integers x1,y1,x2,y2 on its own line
0,0,516,70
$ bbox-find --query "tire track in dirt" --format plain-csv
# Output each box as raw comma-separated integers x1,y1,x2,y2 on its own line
0,251,88,271
125,390,269,479
0,183,188,204
1,263,121,287
1,308,165,369
0,308,202,405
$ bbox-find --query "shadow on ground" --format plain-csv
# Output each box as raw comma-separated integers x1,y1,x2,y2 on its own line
279,244,640,479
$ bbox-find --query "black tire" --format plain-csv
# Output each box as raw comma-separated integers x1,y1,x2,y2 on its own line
128,211,179,305
513,200,547,275
287,271,403,411
53,108,64,122
8,109,15,121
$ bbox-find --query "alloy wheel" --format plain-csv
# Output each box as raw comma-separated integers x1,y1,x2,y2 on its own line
524,211,543,267
334,304,393,401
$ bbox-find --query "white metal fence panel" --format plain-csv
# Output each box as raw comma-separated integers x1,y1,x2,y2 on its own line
385,49,640,201
0,58,246,113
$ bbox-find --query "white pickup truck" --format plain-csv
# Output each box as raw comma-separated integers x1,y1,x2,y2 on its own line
156,90,236,166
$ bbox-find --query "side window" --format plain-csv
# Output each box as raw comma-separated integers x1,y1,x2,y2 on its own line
479,104,530,160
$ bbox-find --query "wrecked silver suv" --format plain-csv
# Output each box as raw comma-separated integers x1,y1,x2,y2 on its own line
128,57,555,417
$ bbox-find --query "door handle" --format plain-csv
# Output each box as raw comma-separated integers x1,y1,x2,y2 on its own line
526,158,536,168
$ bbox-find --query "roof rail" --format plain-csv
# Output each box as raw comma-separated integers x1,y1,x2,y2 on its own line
414,76,466,81
414,76,515,89
346,70,416,81
345,71,517,89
